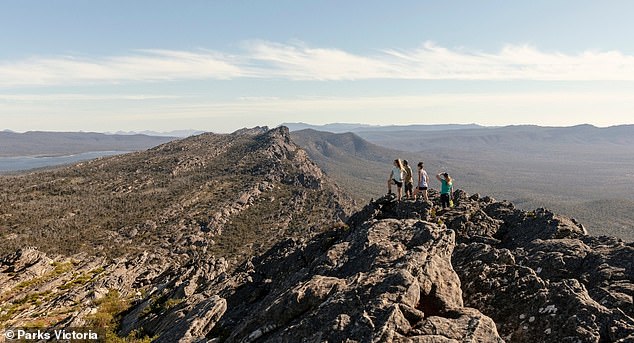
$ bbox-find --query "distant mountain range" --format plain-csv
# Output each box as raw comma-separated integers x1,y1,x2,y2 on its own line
285,122,634,149
110,129,206,137
0,131,178,157
353,124,634,154
282,122,484,133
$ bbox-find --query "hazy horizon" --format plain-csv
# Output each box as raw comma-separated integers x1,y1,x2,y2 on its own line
281,121,627,134
3,121,634,135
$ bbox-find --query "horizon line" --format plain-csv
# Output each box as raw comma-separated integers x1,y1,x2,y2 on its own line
4,122,634,135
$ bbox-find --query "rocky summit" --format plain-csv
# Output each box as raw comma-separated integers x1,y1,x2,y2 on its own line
0,127,633,342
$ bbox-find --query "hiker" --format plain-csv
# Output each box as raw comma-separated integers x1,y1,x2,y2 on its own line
415,161,429,201
436,172,453,209
402,160,414,199
387,159,404,201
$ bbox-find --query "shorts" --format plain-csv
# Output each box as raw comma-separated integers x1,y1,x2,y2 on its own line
417,186,428,191
440,193,450,208
391,179,403,188
405,182,413,193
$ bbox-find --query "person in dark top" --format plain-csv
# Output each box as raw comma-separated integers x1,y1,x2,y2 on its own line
402,160,414,200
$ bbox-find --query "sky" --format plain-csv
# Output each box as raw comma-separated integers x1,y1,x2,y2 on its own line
2,0,634,133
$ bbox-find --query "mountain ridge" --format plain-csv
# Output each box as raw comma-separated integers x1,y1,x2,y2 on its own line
0,126,354,259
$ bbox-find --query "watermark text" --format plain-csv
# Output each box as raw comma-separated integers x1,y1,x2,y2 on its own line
4,327,105,342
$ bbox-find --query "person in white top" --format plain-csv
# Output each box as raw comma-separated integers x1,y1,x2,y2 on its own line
414,161,429,201
387,159,404,201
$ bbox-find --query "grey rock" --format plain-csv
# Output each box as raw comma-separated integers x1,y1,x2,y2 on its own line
206,217,501,342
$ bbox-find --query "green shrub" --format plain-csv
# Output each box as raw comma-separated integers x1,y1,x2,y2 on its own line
86,289,155,342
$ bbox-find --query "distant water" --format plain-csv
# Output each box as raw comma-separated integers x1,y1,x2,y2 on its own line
0,151,128,173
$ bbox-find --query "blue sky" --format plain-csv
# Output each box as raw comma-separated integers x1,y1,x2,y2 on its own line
2,1,634,132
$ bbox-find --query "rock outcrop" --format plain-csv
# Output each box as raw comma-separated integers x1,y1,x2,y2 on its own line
120,205,502,342
111,190,632,342
450,198,634,342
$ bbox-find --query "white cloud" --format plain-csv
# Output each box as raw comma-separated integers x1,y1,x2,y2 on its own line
250,41,634,81
3,41,634,86
243,41,399,80
0,50,247,87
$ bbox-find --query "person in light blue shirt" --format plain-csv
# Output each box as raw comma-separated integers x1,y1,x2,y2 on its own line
387,159,404,201
436,172,453,209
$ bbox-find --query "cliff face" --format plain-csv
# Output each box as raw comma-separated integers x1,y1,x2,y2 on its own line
0,128,632,342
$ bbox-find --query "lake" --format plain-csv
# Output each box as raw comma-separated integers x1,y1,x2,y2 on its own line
0,151,128,173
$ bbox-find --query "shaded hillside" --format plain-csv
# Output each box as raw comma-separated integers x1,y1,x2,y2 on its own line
292,127,634,241
291,129,396,162
0,127,354,262
291,129,448,203
290,129,398,201
0,131,177,157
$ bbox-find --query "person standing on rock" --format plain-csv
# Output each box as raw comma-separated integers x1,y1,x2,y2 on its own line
402,160,414,200
387,159,405,201
436,172,453,209
415,161,429,202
